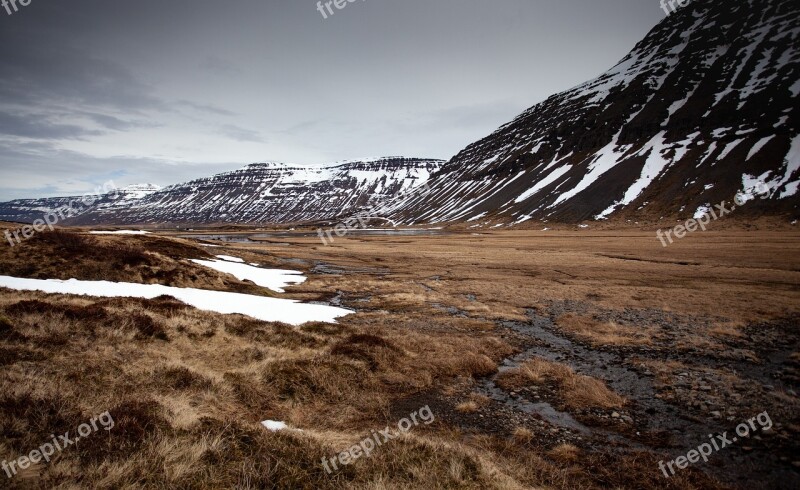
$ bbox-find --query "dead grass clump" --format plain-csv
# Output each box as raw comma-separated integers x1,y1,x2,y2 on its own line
300,321,352,336
225,318,324,349
456,353,498,378
129,313,169,341
34,230,151,265
456,401,480,413
556,313,654,346
357,437,488,488
261,358,371,404
224,316,267,336
224,372,275,416
78,400,170,464
0,345,46,365
153,366,214,392
330,334,400,370
498,358,625,410
136,236,212,260
512,427,534,445
193,419,343,489
5,299,53,316
548,443,580,463
577,450,725,490
342,333,396,349
109,243,151,266
147,295,192,316
34,229,97,254
709,320,746,338
5,299,111,327
266,324,323,349
61,304,111,322
0,314,26,342
456,393,491,413
0,393,84,453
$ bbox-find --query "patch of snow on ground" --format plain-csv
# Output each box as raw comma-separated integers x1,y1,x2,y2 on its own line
190,259,305,293
781,180,800,199
261,420,289,432
215,255,245,263
514,165,572,204
595,132,672,218
747,136,775,161
89,230,150,235
694,204,712,220
467,212,487,222
0,276,350,325
550,134,631,208
776,134,800,198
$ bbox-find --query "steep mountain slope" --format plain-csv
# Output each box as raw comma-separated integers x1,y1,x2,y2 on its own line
29,158,443,226
381,0,800,226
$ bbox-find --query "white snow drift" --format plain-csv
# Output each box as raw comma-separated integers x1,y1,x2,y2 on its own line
0,276,350,326
190,259,306,293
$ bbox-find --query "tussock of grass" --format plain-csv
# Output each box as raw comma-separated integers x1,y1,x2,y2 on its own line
456,401,480,413
498,357,626,410
548,443,580,463
512,427,534,445
456,393,491,413
556,313,655,346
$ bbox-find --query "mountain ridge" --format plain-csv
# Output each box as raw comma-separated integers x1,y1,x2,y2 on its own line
378,0,799,226
0,158,445,226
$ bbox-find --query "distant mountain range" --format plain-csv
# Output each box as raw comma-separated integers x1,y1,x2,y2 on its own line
0,0,797,227
0,158,443,226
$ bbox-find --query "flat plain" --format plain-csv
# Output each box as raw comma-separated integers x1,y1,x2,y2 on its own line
0,226,797,489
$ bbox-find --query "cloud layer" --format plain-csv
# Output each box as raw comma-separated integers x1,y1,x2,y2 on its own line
0,0,660,199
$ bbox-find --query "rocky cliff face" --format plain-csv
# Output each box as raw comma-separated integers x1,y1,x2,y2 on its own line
380,0,799,226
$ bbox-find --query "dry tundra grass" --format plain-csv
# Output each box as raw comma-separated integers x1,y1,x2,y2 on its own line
555,313,656,346
1,225,780,488
497,358,626,410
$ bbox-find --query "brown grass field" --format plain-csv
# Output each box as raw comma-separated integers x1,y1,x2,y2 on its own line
0,224,797,489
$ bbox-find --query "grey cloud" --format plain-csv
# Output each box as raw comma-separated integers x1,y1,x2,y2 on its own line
0,140,239,200
81,112,160,132
177,101,237,117
220,124,264,143
0,0,662,199
0,110,103,140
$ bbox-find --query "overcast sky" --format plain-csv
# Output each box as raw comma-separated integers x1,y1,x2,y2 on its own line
0,0,661,200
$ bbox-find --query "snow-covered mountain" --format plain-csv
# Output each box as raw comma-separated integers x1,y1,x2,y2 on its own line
0,184,161,224
380,0,800,226
9,157,443,226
